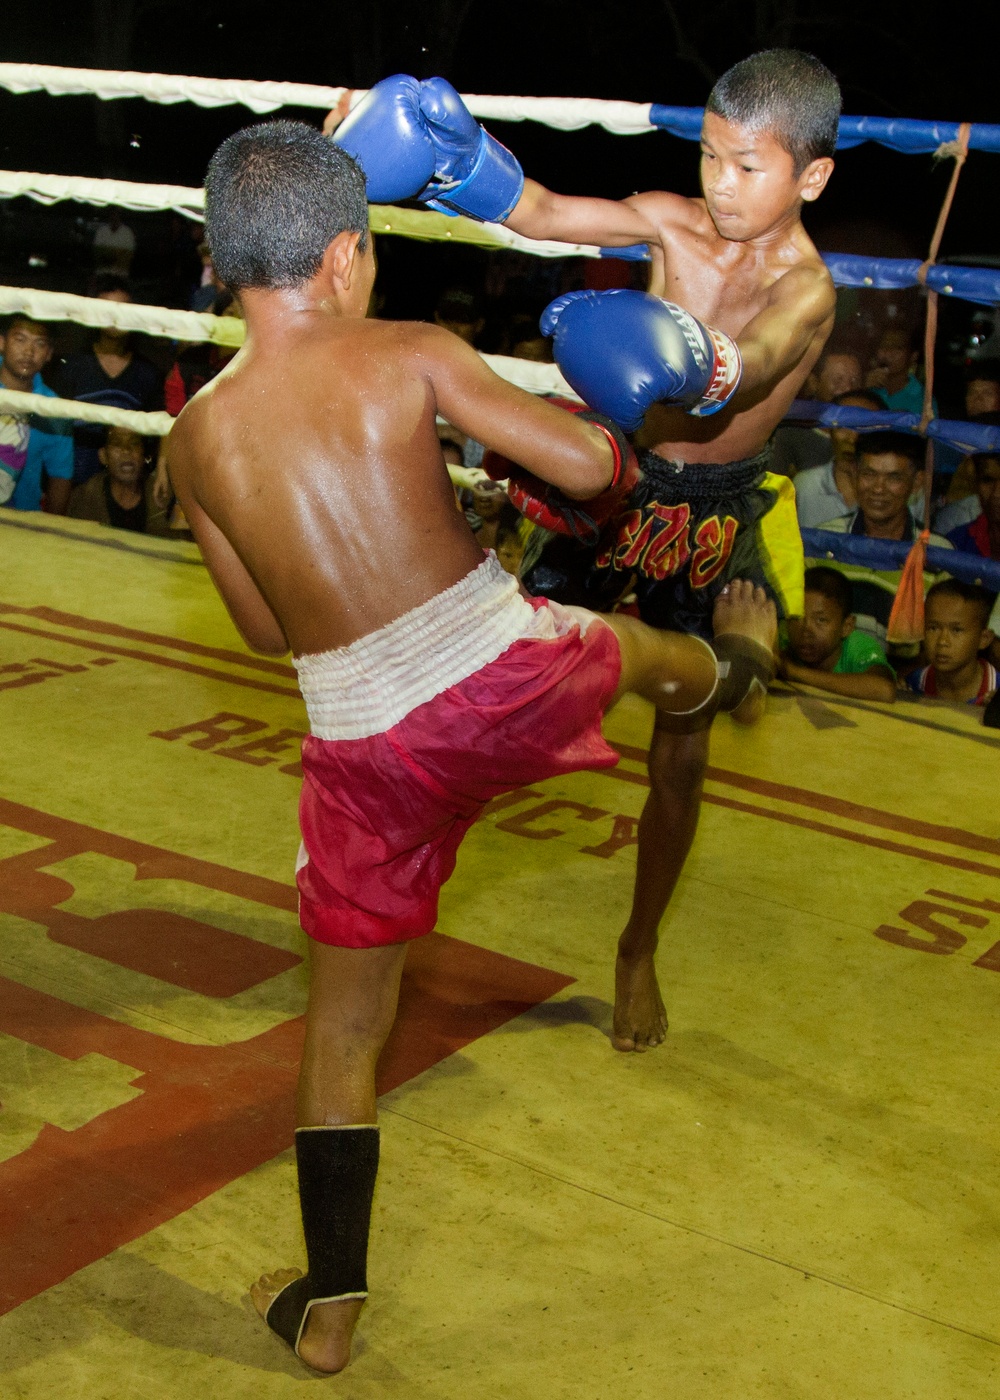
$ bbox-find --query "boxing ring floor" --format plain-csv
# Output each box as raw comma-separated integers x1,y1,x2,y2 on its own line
0,507,997,1400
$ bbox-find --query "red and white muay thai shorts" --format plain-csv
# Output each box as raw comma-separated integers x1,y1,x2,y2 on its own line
292,553,622,948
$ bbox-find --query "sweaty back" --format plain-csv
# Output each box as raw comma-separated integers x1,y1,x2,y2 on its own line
183,316,482,654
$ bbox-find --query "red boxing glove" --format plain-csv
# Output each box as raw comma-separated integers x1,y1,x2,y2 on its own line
482,403,640,544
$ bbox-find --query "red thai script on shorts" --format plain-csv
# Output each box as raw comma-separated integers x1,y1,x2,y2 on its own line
596,502,691,577
641,505,693,580
597,503,738,588
689,514,739,588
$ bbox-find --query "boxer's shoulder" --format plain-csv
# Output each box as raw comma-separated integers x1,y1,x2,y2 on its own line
624,189,702,237
763,254,836,320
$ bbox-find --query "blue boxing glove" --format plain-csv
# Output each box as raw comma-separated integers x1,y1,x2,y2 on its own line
333,74,437,204
415,79,524,223
541,290,743,431
334,73,524,223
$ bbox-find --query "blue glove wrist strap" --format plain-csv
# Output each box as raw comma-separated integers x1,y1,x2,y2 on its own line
422,129,524,223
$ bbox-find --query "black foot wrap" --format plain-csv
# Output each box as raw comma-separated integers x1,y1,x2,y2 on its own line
265,1125,380,1357
710,633,775,712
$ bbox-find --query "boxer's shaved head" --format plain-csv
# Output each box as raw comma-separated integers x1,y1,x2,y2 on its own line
206,120,369,291
706,49,841,175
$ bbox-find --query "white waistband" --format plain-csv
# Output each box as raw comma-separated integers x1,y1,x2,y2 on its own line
294,553,540,741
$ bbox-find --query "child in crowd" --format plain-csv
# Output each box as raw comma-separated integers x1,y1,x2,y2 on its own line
494,503,528,578
779,566,896,701
906,580,997,705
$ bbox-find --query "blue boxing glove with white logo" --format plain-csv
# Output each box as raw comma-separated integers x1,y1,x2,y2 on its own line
541,290,743,432
333,74,438,204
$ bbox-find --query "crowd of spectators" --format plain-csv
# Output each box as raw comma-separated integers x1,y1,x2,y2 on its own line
1,220,997,713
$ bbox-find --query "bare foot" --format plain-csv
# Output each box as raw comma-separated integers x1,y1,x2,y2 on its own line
251,1267,365,1373
613,947,668,1051
712,578,778,654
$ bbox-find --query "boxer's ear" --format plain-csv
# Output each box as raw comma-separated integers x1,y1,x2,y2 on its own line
799,155,834,203
322,229,365,293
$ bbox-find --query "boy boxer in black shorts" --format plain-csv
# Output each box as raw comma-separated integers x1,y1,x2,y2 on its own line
335,47,839,1051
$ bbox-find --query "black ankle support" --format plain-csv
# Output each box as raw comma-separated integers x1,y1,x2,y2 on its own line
710,634,775,711
265,1125,380,1356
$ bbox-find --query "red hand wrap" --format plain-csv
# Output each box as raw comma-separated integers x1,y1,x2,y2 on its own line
481,402,640,543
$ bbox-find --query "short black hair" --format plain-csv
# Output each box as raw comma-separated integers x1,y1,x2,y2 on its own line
1,313,52,339
832,389,884,411
205,120,368,291
878,323,918,351
705,49,840,176
90,271,132,298
817,344,861,370
495,503,524,548
856,430,923,467
435,286,484,325
925,578,994,631
804,565,852,618
966,359,1000,386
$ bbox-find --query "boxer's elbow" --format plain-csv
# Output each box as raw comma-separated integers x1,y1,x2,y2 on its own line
559,440,615,499
249,633,291,658
230,603,290,657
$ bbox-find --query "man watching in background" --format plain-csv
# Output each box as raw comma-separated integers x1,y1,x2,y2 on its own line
68,425,169,535
0,315,73,513
964,361,1000,419
55,274,164,485
817,430,952,649
794,387,884,527
868,325,930,417
771,344,864,478
818,431,949,545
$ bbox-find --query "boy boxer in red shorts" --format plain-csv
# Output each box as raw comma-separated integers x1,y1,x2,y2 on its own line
168,120,776,1372
335,48,840,1054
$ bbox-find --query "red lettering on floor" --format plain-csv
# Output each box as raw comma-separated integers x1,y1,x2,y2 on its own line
151,712,270,749
0,798,575,1316
874,889,997,964
581,814,640,859
494,799,610,841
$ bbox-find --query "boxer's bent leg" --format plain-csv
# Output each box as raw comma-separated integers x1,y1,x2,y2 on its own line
252,939,408,1373
601,581,777,720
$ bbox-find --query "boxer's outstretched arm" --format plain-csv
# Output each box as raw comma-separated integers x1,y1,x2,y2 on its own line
506,181,671,248
734,263,836,397
415,324,615,498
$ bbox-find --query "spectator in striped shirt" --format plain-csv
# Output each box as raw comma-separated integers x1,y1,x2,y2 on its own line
906,580,997,706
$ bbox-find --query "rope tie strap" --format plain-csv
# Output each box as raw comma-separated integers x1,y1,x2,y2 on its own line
887,122,971,646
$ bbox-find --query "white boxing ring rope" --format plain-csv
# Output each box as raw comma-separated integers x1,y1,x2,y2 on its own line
0,283,578,433
0,63,655,134
0,285,245,348
0,387,175,437
0,168,612,266
0,62,992,442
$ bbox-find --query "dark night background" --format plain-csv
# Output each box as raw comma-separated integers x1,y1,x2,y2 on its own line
2,0,998,401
